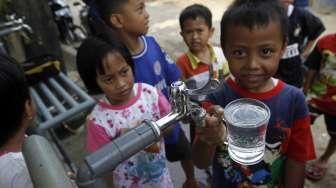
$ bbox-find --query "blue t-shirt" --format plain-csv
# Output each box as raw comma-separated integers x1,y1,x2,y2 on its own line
294,0,309,7
205,78,315,188
133,36,182,144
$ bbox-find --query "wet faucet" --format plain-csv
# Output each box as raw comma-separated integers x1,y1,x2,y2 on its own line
76,66,223,188
0,14,33,37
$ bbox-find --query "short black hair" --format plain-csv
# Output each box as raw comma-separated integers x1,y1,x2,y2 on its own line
220,0,288,47
179,4,212,30
0,54,30,147
93,0,129,25
76,34,134,95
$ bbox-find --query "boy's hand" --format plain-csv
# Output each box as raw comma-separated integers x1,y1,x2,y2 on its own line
196,105,226,146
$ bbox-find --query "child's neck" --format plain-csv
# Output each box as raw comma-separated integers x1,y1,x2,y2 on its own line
191,45,212,64
232,76,277,93
119,33,144,55
0,127,26,154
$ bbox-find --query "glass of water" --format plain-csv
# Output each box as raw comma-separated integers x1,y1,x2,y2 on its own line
223,98,270,165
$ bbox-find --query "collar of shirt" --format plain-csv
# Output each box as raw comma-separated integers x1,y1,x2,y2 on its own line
287,4,294,17
186,44,217,70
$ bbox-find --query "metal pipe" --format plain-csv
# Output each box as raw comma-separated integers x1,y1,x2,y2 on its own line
48,77,78,107
30,87,53,120
22,135,75,188
39,82,67,113
59,73,94,102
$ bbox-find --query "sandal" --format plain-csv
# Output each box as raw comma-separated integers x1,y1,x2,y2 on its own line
305,161,328,181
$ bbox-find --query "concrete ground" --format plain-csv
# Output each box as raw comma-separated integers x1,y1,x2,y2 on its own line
60,0,336,187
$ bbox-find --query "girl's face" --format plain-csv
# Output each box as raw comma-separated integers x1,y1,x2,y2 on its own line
97,52,135,105
222,22,285,93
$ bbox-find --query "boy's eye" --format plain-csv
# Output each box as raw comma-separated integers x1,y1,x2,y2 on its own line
231,49,246,58
137,4,145,12
183,30,193,35
261,48,274,57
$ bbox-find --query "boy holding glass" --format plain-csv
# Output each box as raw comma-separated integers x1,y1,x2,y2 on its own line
192,0,315,187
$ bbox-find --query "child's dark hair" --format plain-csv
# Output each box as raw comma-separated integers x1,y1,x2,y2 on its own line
76,34,134,95
179,4,212,29
93,0,129,26
220,0,288,47
0,54,30,147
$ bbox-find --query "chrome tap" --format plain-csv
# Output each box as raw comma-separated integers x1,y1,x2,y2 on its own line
167,65,222,128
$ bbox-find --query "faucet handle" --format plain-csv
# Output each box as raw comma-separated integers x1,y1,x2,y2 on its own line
187,78,221,96
186,64,222,96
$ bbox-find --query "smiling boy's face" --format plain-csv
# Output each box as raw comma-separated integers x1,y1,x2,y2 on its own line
222,22,285,93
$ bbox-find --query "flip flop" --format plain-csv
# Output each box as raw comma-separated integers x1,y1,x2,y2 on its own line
305,161,328,181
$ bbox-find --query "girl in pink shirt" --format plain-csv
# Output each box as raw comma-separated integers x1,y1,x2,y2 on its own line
76,36,173,188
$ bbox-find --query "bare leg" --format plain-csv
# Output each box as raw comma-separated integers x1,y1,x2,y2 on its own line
319,138,336,163
306,138,336,179
181,160,198,188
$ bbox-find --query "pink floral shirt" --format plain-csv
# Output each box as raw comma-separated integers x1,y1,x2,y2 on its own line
86,83,173,188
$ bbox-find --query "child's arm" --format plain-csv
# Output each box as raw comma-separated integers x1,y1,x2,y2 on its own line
156,89,180,141
86,117,115,187
86,119,112,152
192,105,225,169
301,40,317,60
284,91,316,186
284,159,305,188
303,46,322,94
301,9,325,59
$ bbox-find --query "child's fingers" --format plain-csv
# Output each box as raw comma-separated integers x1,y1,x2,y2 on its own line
196,114,226,145
207,105,224,120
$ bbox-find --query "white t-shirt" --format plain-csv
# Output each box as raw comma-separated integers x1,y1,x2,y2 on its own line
0,152,33,188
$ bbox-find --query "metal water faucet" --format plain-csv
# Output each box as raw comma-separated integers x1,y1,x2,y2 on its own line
168,65,221,127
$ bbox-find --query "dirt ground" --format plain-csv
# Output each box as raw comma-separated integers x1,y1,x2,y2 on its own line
63,0,336,187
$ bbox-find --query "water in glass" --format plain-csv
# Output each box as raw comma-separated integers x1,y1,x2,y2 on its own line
224,98,270,165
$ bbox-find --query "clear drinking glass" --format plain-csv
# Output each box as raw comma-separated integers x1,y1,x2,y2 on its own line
223,98,270,165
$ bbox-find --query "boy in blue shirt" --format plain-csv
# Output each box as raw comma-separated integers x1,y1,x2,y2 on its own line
87,0,197,187
193,0,316,187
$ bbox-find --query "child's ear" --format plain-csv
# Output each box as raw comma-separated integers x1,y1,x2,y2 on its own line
109,14,123,29
210,27,215,37
24,99,36,122
279,37,288,57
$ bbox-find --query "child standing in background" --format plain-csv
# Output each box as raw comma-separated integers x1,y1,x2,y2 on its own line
177,4,229,99
177,3,229,144
0,54,36,188
90,0,197,187
192,0,316,187
277,0,325,88
76,37,173,187
303,33,336,181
